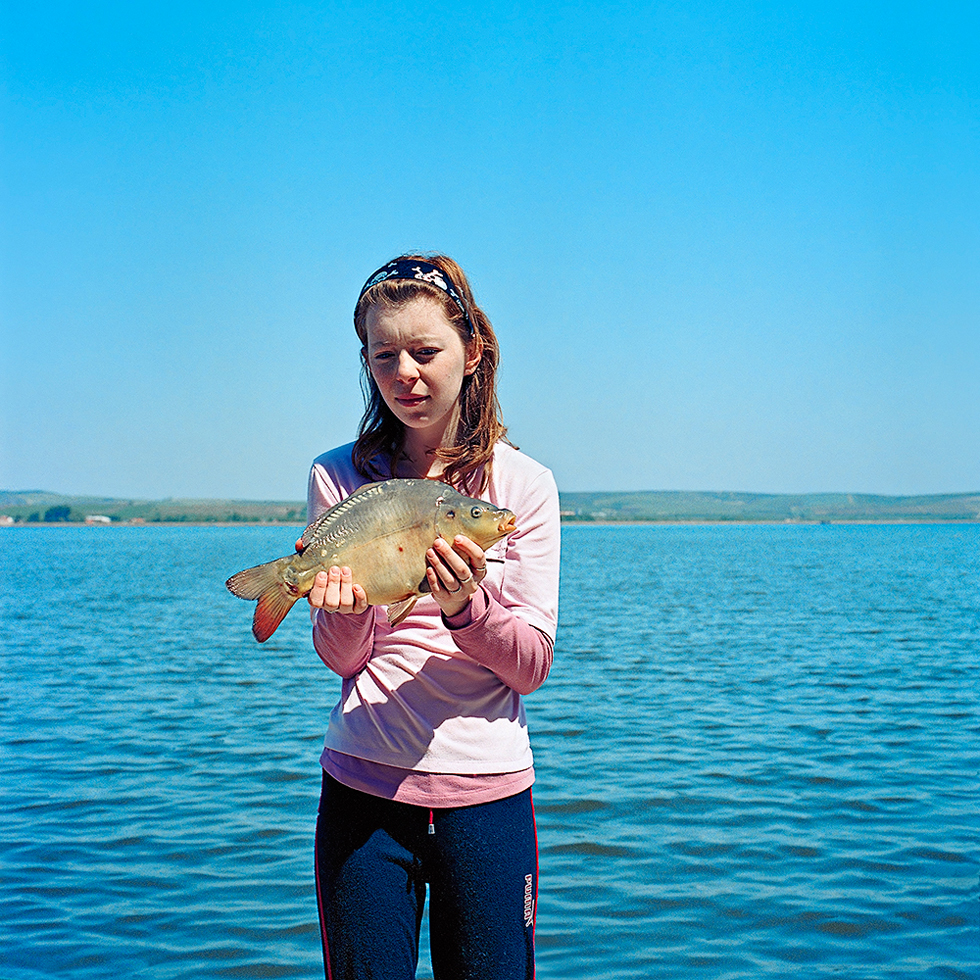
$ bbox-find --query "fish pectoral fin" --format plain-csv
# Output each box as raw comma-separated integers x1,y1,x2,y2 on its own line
386,596,418,627
252,584,299,642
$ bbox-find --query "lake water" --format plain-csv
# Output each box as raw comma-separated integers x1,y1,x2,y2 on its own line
1,523,977,979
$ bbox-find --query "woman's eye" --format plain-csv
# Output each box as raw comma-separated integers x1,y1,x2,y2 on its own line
415,348,439,358
471,506,482,518
373,351,395,361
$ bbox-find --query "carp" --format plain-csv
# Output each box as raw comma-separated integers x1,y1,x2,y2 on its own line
226,478,517,642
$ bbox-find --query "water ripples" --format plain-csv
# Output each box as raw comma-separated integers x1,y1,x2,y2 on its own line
2,524,978,978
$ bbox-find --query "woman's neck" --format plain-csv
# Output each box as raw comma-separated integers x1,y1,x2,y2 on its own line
394,442,445,480
398,415,459,479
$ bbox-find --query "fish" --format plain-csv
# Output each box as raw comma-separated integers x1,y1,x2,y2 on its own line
226,478,517,642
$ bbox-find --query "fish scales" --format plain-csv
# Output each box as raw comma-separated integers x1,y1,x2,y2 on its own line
226,479,517,642
308,497,432,597
303,483,443,593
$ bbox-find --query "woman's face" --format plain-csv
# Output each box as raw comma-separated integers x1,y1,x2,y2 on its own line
365,296,481,448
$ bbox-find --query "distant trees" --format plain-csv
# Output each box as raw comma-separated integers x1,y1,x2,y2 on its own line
2,500,308,524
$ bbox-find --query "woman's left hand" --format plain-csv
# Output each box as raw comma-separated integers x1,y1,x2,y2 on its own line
425,535,488,618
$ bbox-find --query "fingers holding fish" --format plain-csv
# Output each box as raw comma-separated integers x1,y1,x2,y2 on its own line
307,569,331,609
450,534,489,583
426,536,484,617
310,566,369,615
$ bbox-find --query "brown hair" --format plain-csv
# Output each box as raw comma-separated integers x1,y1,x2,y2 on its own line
351,253,511,493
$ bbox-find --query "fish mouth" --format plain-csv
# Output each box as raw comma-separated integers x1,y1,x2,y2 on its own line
498,514,517,534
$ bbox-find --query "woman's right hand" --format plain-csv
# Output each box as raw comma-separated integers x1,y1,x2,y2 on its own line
308,565,370,615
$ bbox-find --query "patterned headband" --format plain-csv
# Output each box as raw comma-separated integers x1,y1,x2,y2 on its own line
356,259,475,337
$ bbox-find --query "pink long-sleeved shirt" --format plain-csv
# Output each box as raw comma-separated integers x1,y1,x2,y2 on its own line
308,442,560,806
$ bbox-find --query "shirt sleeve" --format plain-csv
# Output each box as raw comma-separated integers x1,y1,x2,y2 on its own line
444,587,554,695
307,459,375,678
311,607,375,677
443,460,561,695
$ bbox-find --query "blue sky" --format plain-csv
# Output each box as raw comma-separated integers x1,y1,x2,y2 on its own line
2,1,977,499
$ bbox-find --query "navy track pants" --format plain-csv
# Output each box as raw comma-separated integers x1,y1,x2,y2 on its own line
314,773,537,980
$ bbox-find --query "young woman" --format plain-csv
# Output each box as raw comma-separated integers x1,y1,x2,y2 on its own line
307,254,560,980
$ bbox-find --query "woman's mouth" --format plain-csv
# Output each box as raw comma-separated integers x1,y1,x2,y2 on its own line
396,395,427,407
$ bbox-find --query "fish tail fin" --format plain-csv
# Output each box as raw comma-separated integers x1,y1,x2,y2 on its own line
226,557,298,642
226,556,292,600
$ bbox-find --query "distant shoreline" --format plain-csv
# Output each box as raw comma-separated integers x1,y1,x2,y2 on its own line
3,519,978,529
3,488,978,526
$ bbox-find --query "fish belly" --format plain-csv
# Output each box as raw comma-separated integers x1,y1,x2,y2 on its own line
338,527,432,604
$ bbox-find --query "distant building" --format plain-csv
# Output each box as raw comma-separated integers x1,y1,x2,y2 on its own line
85,515,112,524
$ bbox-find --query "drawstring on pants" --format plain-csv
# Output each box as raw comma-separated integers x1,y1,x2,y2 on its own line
428,809,435,835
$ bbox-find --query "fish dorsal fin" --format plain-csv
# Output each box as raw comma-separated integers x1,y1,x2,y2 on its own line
300,481,386,549
386,596,417,627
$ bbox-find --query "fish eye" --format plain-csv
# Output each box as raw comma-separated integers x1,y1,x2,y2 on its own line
446,509,455,519
471,506,482,518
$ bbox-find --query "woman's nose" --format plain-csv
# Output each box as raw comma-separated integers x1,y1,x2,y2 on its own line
395,352,419,383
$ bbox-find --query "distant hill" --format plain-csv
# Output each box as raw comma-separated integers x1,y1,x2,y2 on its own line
2,488,979,525
558,490,980,523
0,491,306,524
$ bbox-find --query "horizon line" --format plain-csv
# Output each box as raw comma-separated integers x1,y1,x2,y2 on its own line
3,488,980,502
